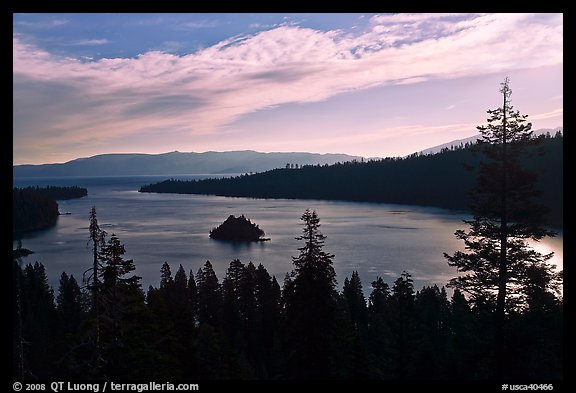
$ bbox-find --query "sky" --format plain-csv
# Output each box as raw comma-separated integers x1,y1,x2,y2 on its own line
13,13,563,165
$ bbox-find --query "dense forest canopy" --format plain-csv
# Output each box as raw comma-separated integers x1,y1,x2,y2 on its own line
29,185,88,200
12,186,87,235
13,208,562,381
140,133,562,228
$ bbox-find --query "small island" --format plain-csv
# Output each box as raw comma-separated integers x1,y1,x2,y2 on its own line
13,247,34,259
210,215,269,242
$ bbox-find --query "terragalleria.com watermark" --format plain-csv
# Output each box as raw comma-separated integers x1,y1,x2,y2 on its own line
12,382,199,393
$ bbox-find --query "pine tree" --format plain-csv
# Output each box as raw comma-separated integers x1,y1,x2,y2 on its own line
85,206,106,371
145,285,184,379
174,264,188,295
221,259,259,367
188,271,199,327
283,209,340,378
100,234,140,291
13,245,28,379
412,285,451,378
253,264,281,378
98,233,144,377
448,288,482,378
389,271,415,379
368,277,391,322
53,272,90,377
444,78,560,376
196,261,222,329
342,271,368,333
172,265,193,339
160,262,173,290
367,276,393,378
20,262,57,378
239,262,258,355
222,259,244,346
56,273,86,335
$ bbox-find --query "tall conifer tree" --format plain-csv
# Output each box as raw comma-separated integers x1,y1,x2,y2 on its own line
284,209,339,378
444,78,560,376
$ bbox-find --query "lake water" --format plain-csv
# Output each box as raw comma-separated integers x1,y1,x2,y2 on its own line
13,175,563,293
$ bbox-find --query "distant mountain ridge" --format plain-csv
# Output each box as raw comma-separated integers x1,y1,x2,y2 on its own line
13,150,363,177
14,127,562,177
418,127,563,155
140,135,563,228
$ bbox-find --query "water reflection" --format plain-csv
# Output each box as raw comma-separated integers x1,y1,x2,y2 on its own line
13,176,563,293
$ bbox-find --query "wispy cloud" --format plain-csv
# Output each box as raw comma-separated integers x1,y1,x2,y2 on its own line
15,18,68,29
13,13,563,163
71,38,110,46
529,108,563,121
176,19,221,30
249,19,300,30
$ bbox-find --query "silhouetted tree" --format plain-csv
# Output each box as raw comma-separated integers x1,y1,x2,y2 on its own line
389,271,415,379
53,272,90,377
447,288,482,377
56,273,86,336
170,265,193,338
159,261,173,290
146,279,185,379
11,191,563,380
342,271,368,333
253,264,281,378
85,206,106,373
98,233,145,377
20,262,57,378
412,285,451,379
366,276,393,377
238,262,258,360
222,259,245,347
196,261,222,329
444,78,560,377
283,209,340,378
188,271,199,327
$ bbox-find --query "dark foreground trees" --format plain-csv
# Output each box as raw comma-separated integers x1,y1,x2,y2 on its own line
282,209,341,378
444,78,562,378
13,207,562,380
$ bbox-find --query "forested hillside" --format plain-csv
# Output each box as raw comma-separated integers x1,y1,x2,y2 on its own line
141,134,563,228
13,186,88,234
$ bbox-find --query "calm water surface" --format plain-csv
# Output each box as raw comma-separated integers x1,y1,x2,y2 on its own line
13,176,563,292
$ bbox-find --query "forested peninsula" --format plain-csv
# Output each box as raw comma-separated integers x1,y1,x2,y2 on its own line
13,186,88,234
140,134,563,228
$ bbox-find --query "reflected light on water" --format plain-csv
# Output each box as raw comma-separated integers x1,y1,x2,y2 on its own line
12,175,563,294
529,234,563,271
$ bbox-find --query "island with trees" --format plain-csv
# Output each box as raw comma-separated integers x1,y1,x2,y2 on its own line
209,214,268,242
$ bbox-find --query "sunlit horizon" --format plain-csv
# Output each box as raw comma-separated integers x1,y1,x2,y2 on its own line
13,13,562,165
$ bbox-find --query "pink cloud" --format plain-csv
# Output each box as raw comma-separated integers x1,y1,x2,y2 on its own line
13,13,563,164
